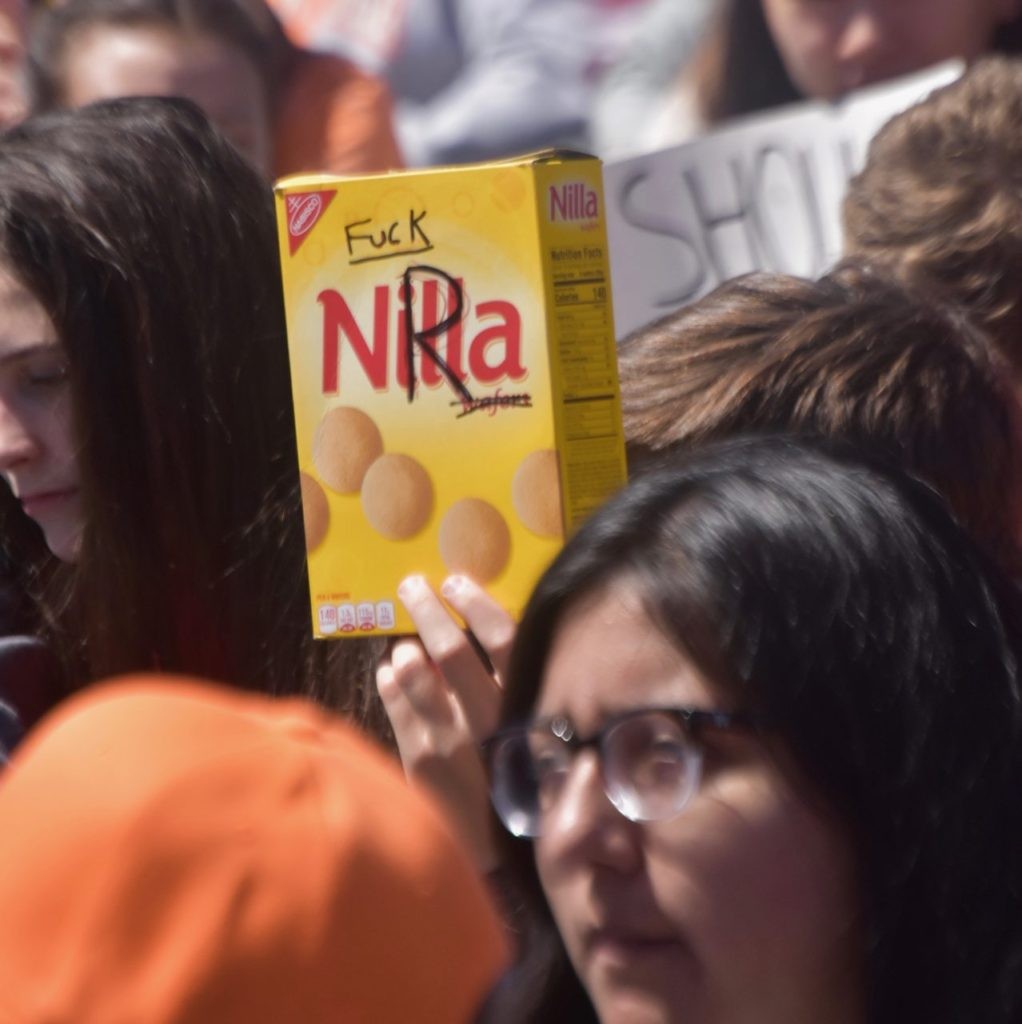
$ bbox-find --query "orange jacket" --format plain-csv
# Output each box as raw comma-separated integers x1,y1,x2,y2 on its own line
0,676,507,1023
275,50,404,178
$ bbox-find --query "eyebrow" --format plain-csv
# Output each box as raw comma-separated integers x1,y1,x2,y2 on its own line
0,342,64,367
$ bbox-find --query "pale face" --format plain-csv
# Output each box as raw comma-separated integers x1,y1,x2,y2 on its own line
533,582,863,1024
61,24,272,176
761,0,1021,99
0,267,82,562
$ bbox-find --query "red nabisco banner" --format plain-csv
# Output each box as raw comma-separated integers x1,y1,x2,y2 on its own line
285,190,337,255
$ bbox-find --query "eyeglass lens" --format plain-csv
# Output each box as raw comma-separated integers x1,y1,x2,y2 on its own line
489,710,703,838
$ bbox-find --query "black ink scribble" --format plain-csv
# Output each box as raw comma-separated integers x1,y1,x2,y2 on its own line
346,210,433,265
402,265,473,405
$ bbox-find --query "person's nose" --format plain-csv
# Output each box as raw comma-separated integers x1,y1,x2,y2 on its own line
540,751,642,874
835,5,889,90
0,400,38,475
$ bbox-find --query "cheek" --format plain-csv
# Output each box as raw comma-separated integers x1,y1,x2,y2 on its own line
533,838,604,987
42,493,84,563
533,840,573,939
235,112,273,176
48,391,78,474
213,114,267,170
648,774,860,1002
763,8,844,97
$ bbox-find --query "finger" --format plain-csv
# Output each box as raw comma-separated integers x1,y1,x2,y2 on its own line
376,642,460,784
440,574,516,683
398,575,502,739
388,638,456,726
376,658,422,739
375,659,423,777
378,654,499,870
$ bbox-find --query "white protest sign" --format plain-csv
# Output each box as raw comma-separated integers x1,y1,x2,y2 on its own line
605,62,963,339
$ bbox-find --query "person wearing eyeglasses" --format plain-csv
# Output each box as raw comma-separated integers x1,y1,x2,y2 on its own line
477,436,1022,1023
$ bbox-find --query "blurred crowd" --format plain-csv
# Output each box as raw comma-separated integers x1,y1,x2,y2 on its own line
4,0,1020,172
1,1,1022,1022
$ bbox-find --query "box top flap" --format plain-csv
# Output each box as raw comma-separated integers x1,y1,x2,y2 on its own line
273,150,599,193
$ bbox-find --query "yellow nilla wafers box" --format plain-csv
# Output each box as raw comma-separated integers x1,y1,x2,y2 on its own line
275,152,628,637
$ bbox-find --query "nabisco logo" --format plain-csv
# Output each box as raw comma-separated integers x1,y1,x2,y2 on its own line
290,195,320,235
285,190,336,255
548,181,598,223
318,266,526,404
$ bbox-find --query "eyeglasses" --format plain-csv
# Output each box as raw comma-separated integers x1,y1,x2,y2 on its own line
483,706,759,838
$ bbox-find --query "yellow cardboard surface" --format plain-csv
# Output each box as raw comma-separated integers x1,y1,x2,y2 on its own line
275,154,627,637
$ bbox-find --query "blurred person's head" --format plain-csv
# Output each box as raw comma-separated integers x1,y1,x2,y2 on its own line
27,0,296,175
0,676,508,1022
844,56,1022,375
693,0,1022,125
488,437,1022,1023
617,262,1022,575
0,96,386,719
761,0,1019,100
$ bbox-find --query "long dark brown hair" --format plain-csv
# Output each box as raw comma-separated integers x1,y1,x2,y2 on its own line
617,262,1022,576
0,97,386,727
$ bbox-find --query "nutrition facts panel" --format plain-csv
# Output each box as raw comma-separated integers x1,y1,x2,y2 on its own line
545,232,628,528
553,276,608,308
551,262,617,398
564,395,619,441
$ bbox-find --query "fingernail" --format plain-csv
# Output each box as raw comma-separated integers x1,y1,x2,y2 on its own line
441,575,466,599
398,575,426,599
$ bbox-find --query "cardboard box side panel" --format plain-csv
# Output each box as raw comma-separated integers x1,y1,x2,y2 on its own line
533,160,628,531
